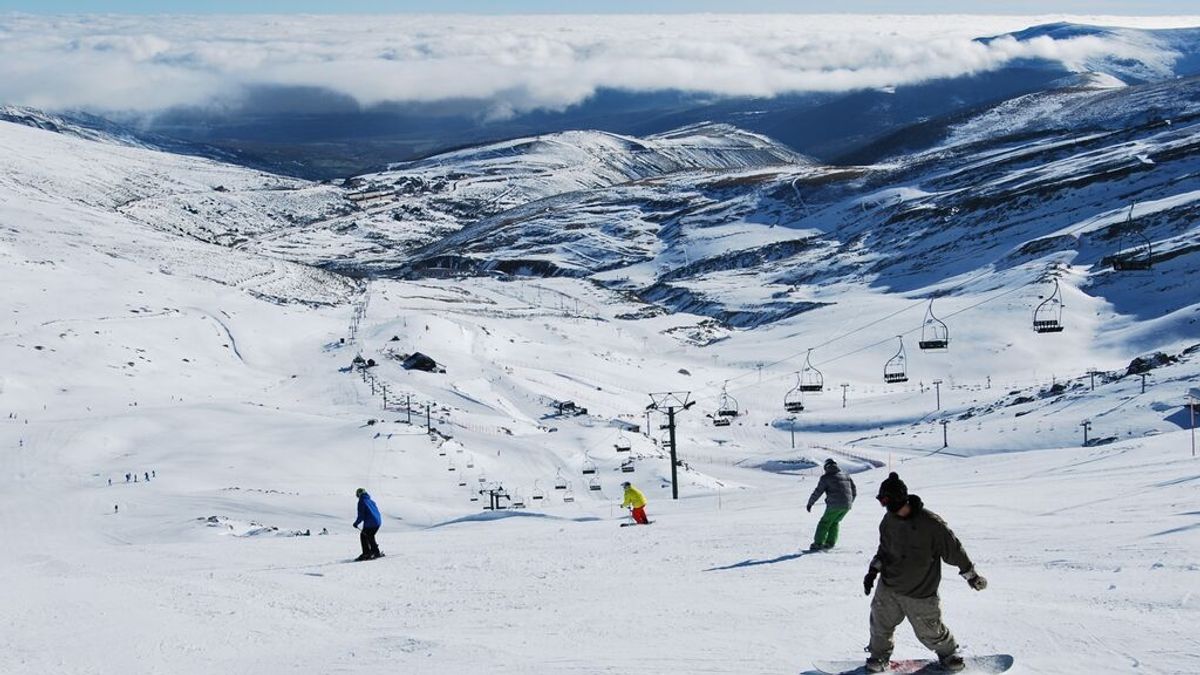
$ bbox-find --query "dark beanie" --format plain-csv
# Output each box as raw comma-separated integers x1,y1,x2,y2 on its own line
877,472,908,504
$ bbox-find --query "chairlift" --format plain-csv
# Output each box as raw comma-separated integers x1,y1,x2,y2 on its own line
554,470,568,490
620,459,636,473
1111,204,1153,272
784,372,806,413
716,382,740,417
466,458,475,469
799,348,824,392
1033,279,1066,334
531,480,545,501
581,459,598,475
562,481,575,503
614,431,632,453
478,473,487,484
588,476,602,491
918,299,950,351
458,477,467,487
884,336,909,383
711,414,732,428
511,490,526,509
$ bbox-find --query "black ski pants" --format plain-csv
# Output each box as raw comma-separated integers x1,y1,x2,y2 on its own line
360,526,381,557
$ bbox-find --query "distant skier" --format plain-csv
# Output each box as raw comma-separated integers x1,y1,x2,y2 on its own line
125,473,131,483
806,458,856,551
144,472,150,482
352,488,383,561
114,504,118,513
862,472,987,673
620,481,649,525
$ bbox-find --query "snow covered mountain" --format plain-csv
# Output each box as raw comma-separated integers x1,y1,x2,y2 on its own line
2,26,1200,674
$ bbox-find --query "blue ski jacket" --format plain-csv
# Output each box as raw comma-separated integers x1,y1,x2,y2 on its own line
355,492,382,529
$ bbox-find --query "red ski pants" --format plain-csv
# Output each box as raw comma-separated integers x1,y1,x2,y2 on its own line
632,506,649,524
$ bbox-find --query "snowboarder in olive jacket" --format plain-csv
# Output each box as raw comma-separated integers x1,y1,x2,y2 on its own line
861,472,987,673
353,488,383,561
807,458,856,550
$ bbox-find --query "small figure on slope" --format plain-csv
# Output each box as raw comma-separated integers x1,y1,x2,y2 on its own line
806,458,856,551
862,472,987,673
352,487,384,561
620,481,649,525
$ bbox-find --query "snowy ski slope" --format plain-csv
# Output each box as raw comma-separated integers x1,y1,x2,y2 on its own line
1,71,1199,674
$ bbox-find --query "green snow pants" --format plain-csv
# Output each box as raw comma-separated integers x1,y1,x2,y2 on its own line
868,584,958,661
812,506,850,548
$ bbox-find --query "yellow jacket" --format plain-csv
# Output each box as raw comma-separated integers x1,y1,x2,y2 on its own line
621,485,647,509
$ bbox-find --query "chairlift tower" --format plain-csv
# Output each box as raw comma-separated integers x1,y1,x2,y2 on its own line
933,379,943,411
1080,420,1092,447
648,392,694,500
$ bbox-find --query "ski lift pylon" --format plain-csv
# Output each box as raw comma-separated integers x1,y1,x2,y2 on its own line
799,348,824,392
918,299,950,351
884,336,909,383
1033,279,1066,334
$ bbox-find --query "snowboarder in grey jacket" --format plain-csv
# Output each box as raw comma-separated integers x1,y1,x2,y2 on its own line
861,472,987,673
807,458,856,550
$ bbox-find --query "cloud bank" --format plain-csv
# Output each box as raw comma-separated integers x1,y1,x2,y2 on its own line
0,14,1195,115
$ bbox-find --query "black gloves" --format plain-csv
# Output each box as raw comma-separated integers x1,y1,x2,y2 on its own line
864,567,878,596
961,568,988,591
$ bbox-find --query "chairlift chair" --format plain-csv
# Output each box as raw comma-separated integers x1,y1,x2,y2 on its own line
554,470,568,490
458,477,467,487
784,372,806,413
531,480,545,501
588,476,602,491
511,490,526,509
466,458,475,469
620,459,636,473
884,336,910,383
716,382,740,417
918,300,950,351
562,482,575,503
1033,279,1066,334
1111,205,1153,272
614,431,632,453
447,462,456,472
711,414,732,427
799,349,824,392
581,459,598,475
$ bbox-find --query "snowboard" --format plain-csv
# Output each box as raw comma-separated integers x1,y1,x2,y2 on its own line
620,520,654,527
810,654,1013,675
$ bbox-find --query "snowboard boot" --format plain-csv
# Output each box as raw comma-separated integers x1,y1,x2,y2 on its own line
939,653,965,672
808,542,823,552
354,553,371,562
865,656,888,673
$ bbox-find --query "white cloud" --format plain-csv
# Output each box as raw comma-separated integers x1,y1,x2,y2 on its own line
0,13,1195,114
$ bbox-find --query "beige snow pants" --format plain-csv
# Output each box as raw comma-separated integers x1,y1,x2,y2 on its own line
868,584,958,660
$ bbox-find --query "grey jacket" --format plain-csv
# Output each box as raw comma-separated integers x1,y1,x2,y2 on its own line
870,495,974,599
808,465,856,510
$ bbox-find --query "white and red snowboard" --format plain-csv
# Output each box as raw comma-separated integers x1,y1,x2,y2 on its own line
810,654,1013,674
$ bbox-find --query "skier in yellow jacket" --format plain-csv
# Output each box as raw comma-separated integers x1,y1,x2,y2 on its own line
620,481,649,524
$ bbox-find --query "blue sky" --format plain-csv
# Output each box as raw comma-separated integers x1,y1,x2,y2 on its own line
1,1,1198,14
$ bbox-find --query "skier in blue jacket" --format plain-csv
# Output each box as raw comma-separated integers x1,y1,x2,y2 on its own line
353,488,383,561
